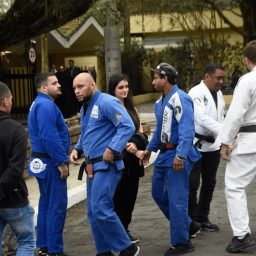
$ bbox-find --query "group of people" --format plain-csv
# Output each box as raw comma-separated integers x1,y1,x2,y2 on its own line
1,40,256,256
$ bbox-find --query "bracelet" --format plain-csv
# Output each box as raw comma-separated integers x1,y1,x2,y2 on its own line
175,155,184,161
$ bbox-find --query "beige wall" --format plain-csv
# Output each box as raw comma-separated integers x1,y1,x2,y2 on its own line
130,9,243,34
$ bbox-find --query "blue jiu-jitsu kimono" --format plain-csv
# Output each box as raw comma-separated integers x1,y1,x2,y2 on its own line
75,91,136,253
147,85,201,246
27,92,70,254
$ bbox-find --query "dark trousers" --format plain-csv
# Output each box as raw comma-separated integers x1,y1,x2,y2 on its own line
189,150,220,222
113,170,140,230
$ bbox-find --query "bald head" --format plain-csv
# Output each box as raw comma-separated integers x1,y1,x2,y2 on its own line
73,72,97,103
73,72,95,85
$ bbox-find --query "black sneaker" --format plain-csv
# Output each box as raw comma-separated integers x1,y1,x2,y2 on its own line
164,241,194,256
38,247,48,256
96,252,114,256
47,253,68,256
226,233,256,253
127,231,140,244
119,244,140,256
201,221,219,232
189,221,202,238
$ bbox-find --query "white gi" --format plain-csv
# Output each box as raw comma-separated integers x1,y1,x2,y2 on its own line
188,80,225,152
188,81,225,223
220,66,256,237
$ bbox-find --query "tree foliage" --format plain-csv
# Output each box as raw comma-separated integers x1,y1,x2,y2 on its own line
0,0,94,51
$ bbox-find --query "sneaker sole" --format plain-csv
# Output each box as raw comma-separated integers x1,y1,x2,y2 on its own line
134,246,140,256
202,227,219,232
167,247,195,256
131,239,140,244
190,230,201,238
227,240,256,253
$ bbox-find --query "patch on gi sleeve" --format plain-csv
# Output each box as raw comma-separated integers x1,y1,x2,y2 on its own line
115,113,122,122
91,105,99,118
29,158,47,174
169,92,183,122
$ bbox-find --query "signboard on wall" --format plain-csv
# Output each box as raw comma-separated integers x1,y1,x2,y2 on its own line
28,46,36,64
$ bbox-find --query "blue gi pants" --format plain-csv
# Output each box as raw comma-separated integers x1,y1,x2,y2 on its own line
86,164,131,253
36,163,67,254
152,156,192,246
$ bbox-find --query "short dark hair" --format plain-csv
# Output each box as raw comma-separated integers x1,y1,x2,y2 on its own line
34,72,55,89
204,63,225,76
69,59,74,64
0,81,11,100
244,40,256,64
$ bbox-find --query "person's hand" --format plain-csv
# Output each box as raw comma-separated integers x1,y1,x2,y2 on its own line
126,142,137,154
220,144,230,160
103,148,114,163
139,149,151,166
70,149,79,165
173,156,184,171
58,163,69,179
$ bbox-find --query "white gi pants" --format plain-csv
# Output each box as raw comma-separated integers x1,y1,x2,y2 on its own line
225,147,256,237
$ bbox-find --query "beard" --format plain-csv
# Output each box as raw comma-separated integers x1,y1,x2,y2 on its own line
83,93,92,103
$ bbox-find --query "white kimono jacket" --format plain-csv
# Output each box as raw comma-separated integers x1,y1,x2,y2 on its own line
220,67,256,155
188,81,225,152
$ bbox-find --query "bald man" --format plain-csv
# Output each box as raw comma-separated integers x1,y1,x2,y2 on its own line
70,73,139,256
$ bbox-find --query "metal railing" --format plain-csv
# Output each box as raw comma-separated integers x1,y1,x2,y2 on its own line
0,69,35,118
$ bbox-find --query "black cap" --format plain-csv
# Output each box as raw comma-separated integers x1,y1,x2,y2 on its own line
151,63,178,84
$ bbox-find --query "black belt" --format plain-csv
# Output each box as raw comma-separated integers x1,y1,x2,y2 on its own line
31,152,50,158
194,133,215,149
239,125,256,133
78,155,123,181
160,143,177,152
195,133,215,143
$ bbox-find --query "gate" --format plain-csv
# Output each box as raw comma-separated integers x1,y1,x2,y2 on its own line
0,70,35,119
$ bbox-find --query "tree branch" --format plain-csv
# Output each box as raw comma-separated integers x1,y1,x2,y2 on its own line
203,0,243,36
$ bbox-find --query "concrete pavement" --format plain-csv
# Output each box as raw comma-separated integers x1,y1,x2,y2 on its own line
25,100,256,255
62,161,256,256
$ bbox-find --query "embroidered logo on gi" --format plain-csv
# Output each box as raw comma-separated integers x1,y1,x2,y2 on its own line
115,113,122,121
174,106,181,116
203,96,208,105
91,105,99,118
30,158,46,174
194,97,201,103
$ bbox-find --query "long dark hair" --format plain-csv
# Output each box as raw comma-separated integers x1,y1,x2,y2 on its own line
108,74,140,131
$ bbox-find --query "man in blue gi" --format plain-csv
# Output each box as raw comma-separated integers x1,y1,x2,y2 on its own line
70,73,139,256
28,73,70,256
141,63,201,256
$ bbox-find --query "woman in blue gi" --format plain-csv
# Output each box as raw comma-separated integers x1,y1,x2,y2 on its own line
70,73,140,256
140,63,201,256
108,74,148,244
